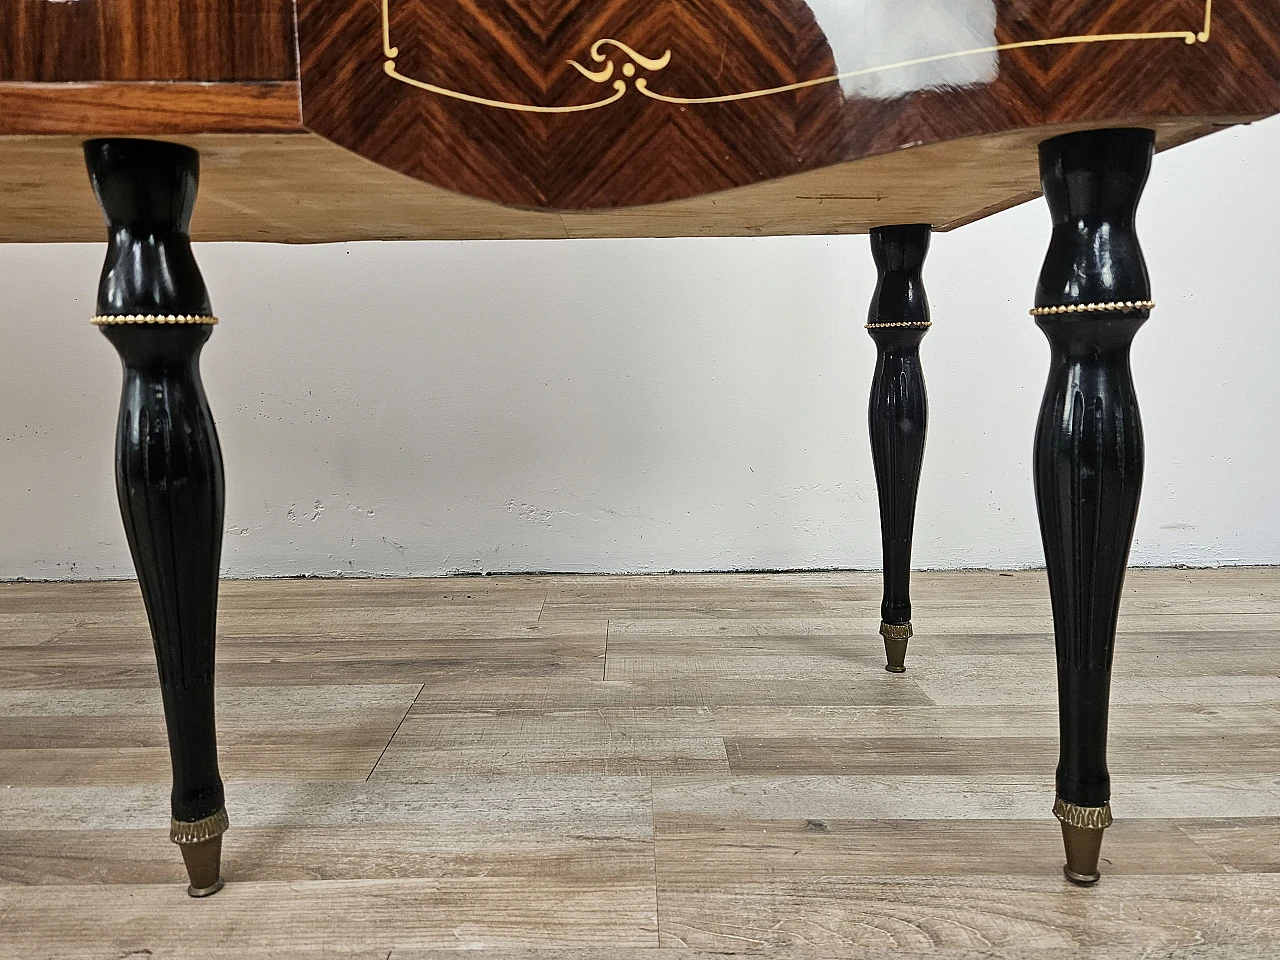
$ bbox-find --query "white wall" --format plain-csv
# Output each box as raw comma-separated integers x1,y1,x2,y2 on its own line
2,118,1279,580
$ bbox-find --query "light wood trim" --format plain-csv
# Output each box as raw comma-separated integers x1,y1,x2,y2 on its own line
0,119,1243,242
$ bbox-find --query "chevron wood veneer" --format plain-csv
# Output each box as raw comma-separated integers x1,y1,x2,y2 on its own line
296,0,1280,210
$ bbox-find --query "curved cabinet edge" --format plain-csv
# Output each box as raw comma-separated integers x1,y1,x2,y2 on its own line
0,116,1258,242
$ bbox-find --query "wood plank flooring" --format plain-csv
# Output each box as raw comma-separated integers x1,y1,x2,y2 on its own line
1,568,1279,958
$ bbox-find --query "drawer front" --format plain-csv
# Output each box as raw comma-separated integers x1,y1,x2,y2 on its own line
2,0,296,81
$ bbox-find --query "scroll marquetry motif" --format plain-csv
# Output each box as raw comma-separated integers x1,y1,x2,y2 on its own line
379,0,1213,113
297,0,1280,210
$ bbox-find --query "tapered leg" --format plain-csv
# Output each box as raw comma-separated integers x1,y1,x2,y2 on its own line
85,139,228,897
867,225,932,673
1032,128,1154,885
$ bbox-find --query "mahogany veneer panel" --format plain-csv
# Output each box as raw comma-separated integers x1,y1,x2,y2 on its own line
298,0,1280,209
2,0,296,81
0,120,1225,243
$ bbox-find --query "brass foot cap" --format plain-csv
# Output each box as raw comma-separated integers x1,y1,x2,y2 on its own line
1063,864,1101,886
880,622,912,674
187,877,226,898
178,835,225,899
1058,821,1106,887
1054,797,1110,886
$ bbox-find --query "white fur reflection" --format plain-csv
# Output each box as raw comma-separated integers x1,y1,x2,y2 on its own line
805,0,998,98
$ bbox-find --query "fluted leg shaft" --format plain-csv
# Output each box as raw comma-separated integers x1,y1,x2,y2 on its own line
1032,128,1154,885
86,139,228,897
867,225,932,673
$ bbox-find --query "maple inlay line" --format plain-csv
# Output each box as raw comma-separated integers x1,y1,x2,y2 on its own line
380,0,1214,114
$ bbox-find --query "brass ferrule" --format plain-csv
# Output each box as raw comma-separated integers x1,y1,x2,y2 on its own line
879,621,914,641
1052,797,1113,831
170,807,230,846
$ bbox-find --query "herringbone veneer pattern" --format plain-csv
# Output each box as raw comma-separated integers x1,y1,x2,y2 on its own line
297,0,1280,210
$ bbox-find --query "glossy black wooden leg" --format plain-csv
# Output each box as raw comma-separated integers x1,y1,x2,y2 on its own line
85,139,228,898
1033,128,1154,885
867,225,932,673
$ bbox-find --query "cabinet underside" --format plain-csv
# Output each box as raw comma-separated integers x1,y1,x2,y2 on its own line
0,119,1230,243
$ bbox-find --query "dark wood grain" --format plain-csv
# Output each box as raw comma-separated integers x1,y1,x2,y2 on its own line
1,0,296,81
0,83,303,136
297,0,1280,210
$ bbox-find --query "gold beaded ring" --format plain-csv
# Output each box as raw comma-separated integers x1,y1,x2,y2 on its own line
865,321,933,329
1029,301,1154,317
91,314,219,326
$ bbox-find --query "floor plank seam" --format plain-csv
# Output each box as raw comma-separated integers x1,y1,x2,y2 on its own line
365,682,424,782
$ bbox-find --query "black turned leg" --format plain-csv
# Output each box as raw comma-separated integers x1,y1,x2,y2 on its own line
1032,128,1154,885
867,225,932,673
85,139,228,898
